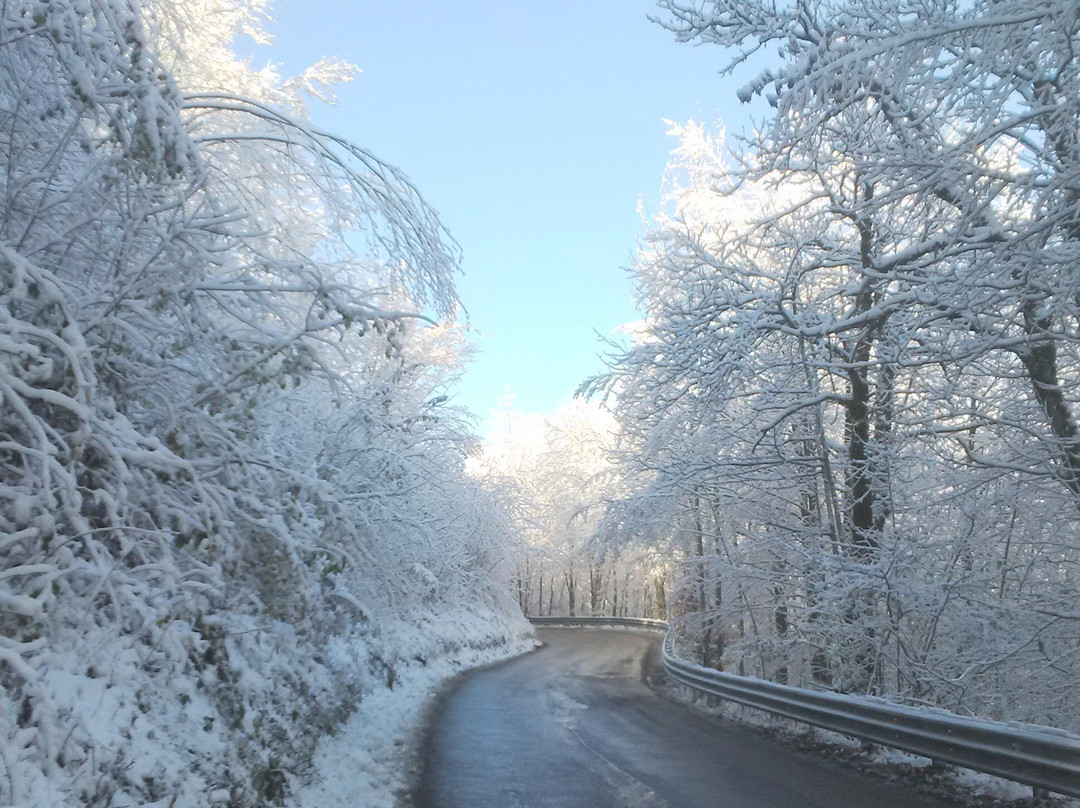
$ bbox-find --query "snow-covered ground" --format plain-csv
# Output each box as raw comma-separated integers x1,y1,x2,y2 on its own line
291,620,536,808
2,597,532,807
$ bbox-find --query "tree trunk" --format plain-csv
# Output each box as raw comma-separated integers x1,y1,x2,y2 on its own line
589,564,602,615
654,573,667,621
564,568,576,617
691,490,714,667
773,579,788,684
841,181,882,693
1020,302,1080,501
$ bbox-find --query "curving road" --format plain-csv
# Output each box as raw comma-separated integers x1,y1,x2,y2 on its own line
416,627,956,808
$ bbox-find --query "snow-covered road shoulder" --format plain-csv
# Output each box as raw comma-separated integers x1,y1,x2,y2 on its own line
290,619,536,808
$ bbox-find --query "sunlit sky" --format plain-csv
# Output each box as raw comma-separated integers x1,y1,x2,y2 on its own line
256,0,753,431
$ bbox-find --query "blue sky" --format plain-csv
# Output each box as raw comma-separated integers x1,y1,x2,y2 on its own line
258,0,752,430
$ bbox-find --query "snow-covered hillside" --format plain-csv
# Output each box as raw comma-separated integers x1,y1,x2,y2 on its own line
0,2,530,805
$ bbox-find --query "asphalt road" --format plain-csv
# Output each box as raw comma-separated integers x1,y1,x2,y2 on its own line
415,627,958,808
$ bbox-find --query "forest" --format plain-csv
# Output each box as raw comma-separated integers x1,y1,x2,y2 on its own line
504,0,1080,737
2,0,1079,805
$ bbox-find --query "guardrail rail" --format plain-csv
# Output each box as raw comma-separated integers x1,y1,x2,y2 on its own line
529,616,1080,798
529,616,667,630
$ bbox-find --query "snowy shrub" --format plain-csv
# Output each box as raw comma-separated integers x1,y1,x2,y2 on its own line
0,1,528,805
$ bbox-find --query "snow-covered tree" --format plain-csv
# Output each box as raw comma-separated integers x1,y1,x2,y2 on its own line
0,2,527,804
473,397,664,618
594,101,1080,726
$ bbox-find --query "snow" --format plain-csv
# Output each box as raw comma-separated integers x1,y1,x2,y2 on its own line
7,0,1080,804
291,616,536,808
0,2,529,805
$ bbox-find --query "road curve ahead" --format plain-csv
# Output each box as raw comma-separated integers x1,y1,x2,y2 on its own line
416,628,956,808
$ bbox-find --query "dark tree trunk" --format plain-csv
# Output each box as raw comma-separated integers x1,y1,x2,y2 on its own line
654,573,666,621
841,181,882,693
1020,303,1080,501
564,569,576,617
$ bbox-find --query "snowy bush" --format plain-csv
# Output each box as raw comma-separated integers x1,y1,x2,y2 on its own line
0,1,528,805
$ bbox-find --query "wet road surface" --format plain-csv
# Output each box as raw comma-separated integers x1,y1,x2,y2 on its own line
416,627,957,808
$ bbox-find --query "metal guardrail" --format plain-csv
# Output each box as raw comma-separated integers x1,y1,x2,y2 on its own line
530,616,1080,798
529,616,667,630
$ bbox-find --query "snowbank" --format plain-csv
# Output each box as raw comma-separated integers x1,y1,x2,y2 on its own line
291,609,535,808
